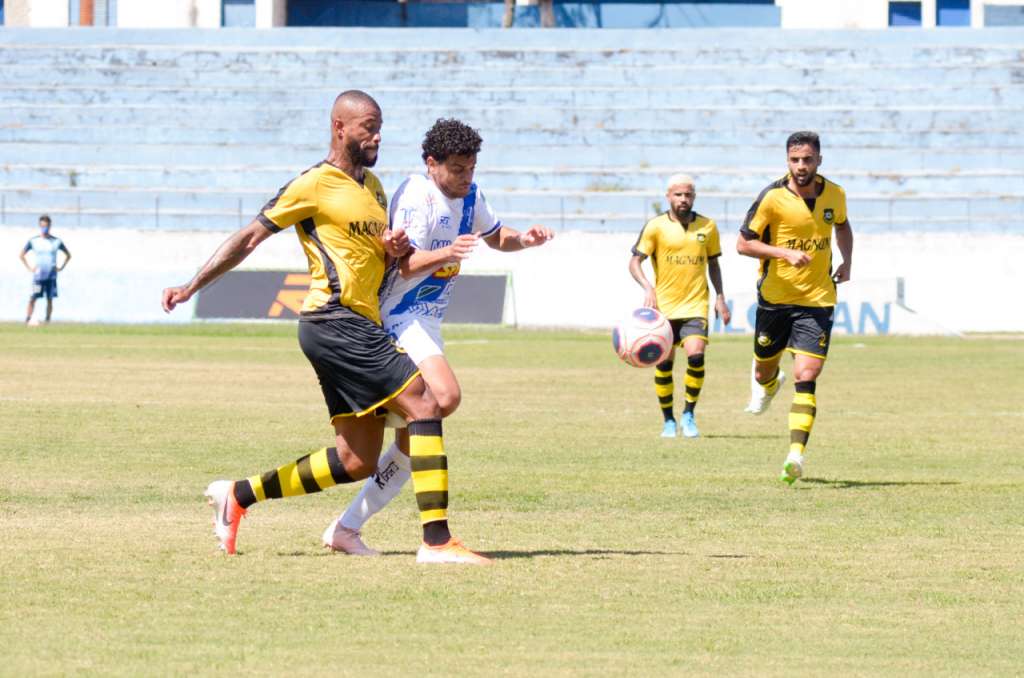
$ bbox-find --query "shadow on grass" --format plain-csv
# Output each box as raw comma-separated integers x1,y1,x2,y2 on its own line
800,478,960,490
279,548,754,559
702,434,779,440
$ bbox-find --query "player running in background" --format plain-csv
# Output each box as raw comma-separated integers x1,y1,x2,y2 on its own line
162,91,488,564
20,215,71,325
323,118,554,555
628,175,730,439
737,131,854,484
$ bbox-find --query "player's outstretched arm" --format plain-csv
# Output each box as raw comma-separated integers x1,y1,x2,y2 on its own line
628,254,658,310
397,233,479,280
162,219,273,313
832,221,854,283
483,225,554,252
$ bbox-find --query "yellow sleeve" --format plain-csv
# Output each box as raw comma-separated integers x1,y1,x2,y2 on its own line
631,219,658,258
706,219,722,258
740,188,775,241
258,168,319,232
834,185,848,225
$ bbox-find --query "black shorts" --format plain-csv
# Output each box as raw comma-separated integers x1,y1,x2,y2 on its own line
298,314,420,422
753,305,833,361
32,278,58,300
668,317,709,346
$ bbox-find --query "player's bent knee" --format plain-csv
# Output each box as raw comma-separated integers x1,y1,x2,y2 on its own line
437,389,461,418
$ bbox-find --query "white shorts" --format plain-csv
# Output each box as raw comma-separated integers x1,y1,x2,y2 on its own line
385,315,444,367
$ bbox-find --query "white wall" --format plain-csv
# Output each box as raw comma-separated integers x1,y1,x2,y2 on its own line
2,227,1021,334
116,0,220,28
3,0,68,26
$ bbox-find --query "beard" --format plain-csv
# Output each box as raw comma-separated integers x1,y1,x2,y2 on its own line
793,172,815,187
345,138,377,168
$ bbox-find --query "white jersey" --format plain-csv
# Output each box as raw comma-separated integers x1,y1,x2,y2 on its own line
379,174,501,323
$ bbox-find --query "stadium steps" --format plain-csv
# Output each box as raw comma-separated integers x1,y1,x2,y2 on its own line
0,27,1021,232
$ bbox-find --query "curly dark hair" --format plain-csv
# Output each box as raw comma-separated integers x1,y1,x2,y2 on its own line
421,118,483,163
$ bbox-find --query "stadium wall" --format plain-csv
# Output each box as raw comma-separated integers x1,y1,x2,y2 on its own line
2,227,1021,333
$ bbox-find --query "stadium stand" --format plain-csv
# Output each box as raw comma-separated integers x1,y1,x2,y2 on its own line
0,27,1021,234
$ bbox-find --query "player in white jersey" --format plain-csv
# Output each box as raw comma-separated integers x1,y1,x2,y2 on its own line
322,118,554,555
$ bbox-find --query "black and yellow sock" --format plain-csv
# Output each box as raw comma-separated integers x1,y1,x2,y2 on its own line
409,418,452,546
683,353,705,414
758,365,781,394
789,381,817,456
232,446,354,509
654,359,675,422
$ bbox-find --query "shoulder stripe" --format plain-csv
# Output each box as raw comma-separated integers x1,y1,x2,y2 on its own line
631,215,660,256
259,162,323,223
740,176,787,237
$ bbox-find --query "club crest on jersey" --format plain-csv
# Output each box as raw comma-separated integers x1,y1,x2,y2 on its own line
376,192,387,210
757,333,772,347
696,233,707,243
823,208,834,224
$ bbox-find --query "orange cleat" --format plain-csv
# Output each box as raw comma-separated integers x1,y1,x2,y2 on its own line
205,480,246,555
416,537,492,565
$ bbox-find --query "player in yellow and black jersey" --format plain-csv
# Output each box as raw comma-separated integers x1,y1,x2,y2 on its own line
630,174,731,439
162,90,488,564
737,131,854,485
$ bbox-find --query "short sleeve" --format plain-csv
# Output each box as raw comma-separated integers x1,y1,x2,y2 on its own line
705,220,721,258
740,190,774,241
258,169,319,232
389,179,431,250
631,220,657,257
22,240,32,254
473,189,501,238
834,185,848,225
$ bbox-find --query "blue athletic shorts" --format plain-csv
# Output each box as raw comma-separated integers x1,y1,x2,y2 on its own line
31,277,58,300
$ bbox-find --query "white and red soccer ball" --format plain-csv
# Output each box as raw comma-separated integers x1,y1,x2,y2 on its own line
612,308,674,367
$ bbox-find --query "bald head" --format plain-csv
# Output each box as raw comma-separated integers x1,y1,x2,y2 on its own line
332,90,381,122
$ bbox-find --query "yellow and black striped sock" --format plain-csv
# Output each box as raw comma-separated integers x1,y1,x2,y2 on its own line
789,381,817,456
654,359,675,422
232,446,354,509
758,366,781,394
409,418,452,546
683,353,705,414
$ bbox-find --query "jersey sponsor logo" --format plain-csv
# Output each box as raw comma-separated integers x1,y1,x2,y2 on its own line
348,220,387,237
432,262,461,279
665,254,706,266
430,238,453,250
823,208,835,224
785,237,831,252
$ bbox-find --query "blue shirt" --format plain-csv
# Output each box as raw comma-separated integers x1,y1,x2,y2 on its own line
23,235,68,281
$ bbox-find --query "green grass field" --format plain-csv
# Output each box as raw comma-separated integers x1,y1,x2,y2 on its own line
1,322,1022,676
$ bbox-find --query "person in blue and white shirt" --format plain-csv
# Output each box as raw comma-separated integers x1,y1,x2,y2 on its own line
20,215,71,325
323,118,555,555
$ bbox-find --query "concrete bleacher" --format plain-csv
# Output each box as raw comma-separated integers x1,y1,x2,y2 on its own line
0,27,1021,234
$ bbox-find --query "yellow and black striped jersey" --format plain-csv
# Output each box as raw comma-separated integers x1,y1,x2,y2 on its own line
740,175,847,308
632,211,722,319
258,162,389,324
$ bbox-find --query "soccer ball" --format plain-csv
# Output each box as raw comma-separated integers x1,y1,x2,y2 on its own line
612,308,674,367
